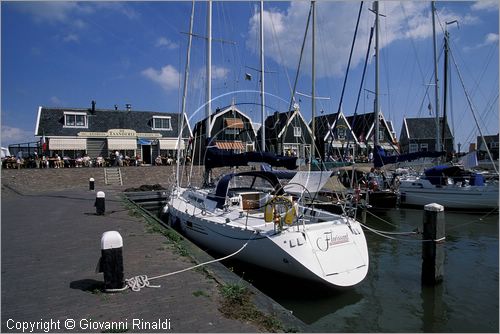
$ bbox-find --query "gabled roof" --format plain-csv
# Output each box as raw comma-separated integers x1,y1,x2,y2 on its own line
35,106,192,138
403,117,453,140
260,109,312,139
345,112,375,141
193,105,256,137
310,112,340,139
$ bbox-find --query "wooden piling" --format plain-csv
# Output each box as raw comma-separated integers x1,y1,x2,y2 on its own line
421,203,445,285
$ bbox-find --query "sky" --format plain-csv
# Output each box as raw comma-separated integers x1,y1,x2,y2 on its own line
1,1,499,151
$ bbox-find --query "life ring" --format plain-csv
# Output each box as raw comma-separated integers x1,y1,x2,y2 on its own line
264,196,295,225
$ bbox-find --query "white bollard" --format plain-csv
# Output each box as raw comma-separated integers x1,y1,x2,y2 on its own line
99,231,125,291
95,191,105,215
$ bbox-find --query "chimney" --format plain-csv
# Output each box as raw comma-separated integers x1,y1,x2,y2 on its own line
91,100,96,112
114,104,118,111
125,104,131,111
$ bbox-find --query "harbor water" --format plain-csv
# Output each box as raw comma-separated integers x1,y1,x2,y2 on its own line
224,207,499,332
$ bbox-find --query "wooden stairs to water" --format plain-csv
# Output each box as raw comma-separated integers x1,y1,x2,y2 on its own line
104,168,123,185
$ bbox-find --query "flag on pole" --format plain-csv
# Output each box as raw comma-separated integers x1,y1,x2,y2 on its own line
41,134,47,151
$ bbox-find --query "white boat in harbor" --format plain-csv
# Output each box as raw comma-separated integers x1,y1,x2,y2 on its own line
398,164,499,210
164,169,369,288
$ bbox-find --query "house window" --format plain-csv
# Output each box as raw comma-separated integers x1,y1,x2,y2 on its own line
337,128,346,140
420,143,428,152
64,112,87,128
490,142,499,149
294,127,302,137
224,128,240,135
409,143,418,153
153,116,172,130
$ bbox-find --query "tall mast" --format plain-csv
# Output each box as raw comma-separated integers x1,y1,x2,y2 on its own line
176,0,195,188
374,1,380,149
310,0,316,164
442,29,449,151
206,0,212,137
431,1,441,152
260,0,265,152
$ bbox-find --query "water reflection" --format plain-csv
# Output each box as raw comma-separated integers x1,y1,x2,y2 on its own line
225,208,498,332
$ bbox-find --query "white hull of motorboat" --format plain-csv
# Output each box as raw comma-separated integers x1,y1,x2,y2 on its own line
166,188,369,288
399,178,499,210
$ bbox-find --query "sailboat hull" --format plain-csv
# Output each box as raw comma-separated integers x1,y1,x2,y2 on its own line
166,194,369,288
399,180,499,210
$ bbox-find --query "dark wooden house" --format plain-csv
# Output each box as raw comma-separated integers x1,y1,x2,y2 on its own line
346,111,398,155
191,105,256,165
399,117,454,154
35,104,192,164
311,111,358,160
477,134,499,160
257,107,313,161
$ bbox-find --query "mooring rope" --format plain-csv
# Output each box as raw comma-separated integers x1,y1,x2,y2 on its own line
359,222,438,243
105,237,252,293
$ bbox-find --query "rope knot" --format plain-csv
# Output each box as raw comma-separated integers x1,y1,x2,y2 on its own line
126,275,161,292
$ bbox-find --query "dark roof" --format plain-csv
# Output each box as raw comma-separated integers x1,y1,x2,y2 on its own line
263,111,294,139
404,117,453,140
477,134,499,144
310,113,340,138
193,106,255,136
36,107,191,138
345,112,375,139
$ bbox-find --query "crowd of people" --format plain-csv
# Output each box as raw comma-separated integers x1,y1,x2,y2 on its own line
1,151,188,169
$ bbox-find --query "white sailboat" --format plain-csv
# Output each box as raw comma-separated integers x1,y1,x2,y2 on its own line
397,2,499,211
164,1,369,288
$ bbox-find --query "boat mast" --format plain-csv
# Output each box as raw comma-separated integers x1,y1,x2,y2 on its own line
310,0,316,165
431,1,441,152
442,28,449,152
206,0,212,137
260,0,265,152
176,0,195,189
374,1,380,150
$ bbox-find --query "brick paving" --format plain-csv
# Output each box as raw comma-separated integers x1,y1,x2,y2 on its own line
1,166,305,333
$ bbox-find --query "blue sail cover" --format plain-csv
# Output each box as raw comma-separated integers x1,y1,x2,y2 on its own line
373,146,445,168
205,146,298,170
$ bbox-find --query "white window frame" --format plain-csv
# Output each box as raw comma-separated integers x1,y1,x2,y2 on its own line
293,127,302,137
420,143,428,152
409,143,419,153
63,112,88,128
152,116,172,130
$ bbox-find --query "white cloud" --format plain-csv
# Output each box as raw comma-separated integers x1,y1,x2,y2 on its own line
246,2,478,79
211,66,230,80
141,65,180,91
13,2,92,25
13,2,138,28
63,33,79,43
50,96,65,106
1,126,35,146
471,1,499,12
464,32,499,51
193,66,231,89
155,37,179,50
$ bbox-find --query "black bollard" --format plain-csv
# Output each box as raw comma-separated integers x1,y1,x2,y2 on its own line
89,177,95,191
422,203,445,285
95,191,105,215
98,231,125,291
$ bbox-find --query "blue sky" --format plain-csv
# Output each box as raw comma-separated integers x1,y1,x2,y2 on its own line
1,1,498,151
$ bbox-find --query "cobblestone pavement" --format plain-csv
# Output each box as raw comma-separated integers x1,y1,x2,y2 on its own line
1,166,305,332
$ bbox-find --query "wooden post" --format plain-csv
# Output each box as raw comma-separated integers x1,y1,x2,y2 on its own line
422,203,445,285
